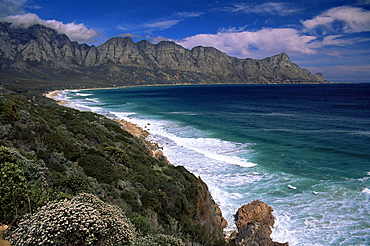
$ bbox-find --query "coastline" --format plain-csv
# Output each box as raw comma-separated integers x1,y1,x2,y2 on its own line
44,87,231,242
44,89,75,106
43,87,290,245
45,88,170,162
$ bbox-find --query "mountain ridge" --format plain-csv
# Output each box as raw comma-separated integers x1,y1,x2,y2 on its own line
0,22,327,87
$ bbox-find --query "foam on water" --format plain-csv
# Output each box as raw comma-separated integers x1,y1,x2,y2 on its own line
136,116,370,245
108,111,263,230
85,98,100,103
170,111,198,116
362,188,370,194
115,113,256,167
57,90,110,115
59,88,370,246
76,93,93,96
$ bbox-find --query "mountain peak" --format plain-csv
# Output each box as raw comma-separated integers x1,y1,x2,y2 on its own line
0,23,327,85
271,52,290,61
103,36,134,45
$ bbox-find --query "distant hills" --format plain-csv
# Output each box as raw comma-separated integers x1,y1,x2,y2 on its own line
0,22,327,88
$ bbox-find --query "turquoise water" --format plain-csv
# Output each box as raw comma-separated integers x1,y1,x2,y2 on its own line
59,84,370,245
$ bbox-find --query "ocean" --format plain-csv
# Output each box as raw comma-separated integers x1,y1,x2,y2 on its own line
57,84,370,245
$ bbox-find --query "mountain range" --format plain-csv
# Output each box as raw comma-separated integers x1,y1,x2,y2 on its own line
0,22,327,87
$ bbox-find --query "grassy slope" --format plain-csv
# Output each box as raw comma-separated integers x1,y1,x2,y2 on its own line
0,88,224,245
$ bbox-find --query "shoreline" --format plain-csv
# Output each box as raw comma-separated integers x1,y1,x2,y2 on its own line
44,87,263,223
44,87,232,234
44,89,73,106
37,84,370,244
44,87,291,245
45,88,149,138
45,87,241,233
45,88,172,164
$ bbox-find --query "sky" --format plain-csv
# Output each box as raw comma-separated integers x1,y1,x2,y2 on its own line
1,0,370,82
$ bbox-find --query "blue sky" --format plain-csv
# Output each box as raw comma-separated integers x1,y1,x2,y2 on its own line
1,0,370,82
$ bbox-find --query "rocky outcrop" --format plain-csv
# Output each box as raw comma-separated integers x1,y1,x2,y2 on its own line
0,22,327,85
230,200,289,246
235,200,275,230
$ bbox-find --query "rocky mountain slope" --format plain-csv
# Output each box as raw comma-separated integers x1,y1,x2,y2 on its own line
0,22,326,87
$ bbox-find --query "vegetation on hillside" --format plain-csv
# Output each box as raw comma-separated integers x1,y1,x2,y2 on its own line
0,88,224,245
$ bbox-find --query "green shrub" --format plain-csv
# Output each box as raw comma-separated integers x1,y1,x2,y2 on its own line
10,193,137,246
130,215,152,235
120,189,141,211
0,147,69,222
141,189,168,213
0,99,19,121
78,155,118,184
65,175,89,195
0,162,30,224
134,234,185,246
104,146,132,167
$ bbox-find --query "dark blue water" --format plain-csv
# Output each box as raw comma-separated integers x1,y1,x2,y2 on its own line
60,84,370,245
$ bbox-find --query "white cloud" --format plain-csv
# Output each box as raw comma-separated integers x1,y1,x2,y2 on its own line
177,28,317,59
228,2,301,16
119,33,142,38
185,5,370,61
302,16,333,30
219,25,249,33
24,4,41,10
357,0,370,6
145,19,181,30
0,0,27,17
335,64,370,72
174,11,203,18
308,35,354,48
143,11,203,31
327,51,342,57
1,13,98,43
302,6,370,33
2,0,27,7
145,35,169,43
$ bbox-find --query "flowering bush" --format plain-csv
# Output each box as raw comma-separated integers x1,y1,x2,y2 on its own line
11,198,105,245
73,193,136,245
10,193,136,246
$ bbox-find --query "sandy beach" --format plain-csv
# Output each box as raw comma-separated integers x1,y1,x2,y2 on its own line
44,90,71,106
44,87,121,105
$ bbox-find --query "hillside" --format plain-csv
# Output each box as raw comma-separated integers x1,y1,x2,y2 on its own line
0,89,225,245
0,22,326,90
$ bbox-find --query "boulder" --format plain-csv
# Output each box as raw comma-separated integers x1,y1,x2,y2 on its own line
231,200,289,246
236,200,275,230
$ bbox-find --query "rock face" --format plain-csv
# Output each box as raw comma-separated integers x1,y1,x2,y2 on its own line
236,200,275,230
232,200,289,246
0,22,327,85
195,178,227,243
